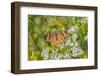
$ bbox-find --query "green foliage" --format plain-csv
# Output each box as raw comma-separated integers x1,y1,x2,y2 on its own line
28,15,88,61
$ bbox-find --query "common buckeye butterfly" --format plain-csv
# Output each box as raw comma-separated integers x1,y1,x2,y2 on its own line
47,28,67,46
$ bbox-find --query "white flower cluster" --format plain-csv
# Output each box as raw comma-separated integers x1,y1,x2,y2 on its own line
71,46,84,57
41,48,72,60
65,25,85,57
41,49,49,60
64,38,84,58
41,25,86,60
68,25,78,41
68,25,78,34
50,50,58,59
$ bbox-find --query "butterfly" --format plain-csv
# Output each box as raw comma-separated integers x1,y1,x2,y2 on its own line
47,29,67,46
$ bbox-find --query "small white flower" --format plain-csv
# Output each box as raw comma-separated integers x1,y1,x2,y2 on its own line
70,42,74,46
63,53,71,59
65,38,71,46
41,49,49,60
50,50,58,59
71,46,84,57
75,42,79,47
73,34,77,38
72,34,78,41
68,26,75,33
57,54,63,60
68,25,78,33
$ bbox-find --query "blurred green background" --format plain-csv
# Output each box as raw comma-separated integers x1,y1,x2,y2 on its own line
28,15,88,61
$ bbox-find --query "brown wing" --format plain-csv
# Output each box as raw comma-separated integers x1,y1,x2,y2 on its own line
47,30,67,46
